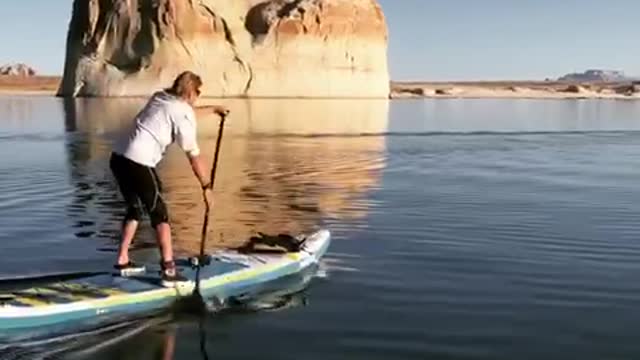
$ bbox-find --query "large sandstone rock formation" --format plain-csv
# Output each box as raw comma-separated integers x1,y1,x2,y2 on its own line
58,0,389,98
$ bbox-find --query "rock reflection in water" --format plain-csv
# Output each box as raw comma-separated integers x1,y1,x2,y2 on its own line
62,97,389,254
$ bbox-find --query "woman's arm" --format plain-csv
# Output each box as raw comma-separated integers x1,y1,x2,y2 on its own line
188,154,210,188
194,105,229,117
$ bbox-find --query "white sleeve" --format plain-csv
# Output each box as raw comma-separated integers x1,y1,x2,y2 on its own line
174,107,200,157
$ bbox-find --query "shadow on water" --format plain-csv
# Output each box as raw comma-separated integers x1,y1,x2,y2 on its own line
0,266,320,360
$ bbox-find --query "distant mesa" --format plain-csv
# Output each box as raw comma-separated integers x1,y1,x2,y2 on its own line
57,0,390,98
557,69,633,82
0,63,37,77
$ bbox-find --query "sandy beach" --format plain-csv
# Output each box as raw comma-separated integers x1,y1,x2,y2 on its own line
0,75,59,95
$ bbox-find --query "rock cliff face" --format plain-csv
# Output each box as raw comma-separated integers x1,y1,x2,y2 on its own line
57,0,389,98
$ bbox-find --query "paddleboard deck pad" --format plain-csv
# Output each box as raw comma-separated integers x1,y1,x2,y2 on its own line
0,229,330,340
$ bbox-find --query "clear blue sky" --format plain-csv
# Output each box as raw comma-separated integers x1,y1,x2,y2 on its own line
1,0,638,81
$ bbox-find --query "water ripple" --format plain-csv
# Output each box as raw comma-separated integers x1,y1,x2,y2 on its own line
4,97,640,359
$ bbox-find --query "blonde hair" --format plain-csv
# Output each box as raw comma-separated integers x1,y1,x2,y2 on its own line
166,71,202,98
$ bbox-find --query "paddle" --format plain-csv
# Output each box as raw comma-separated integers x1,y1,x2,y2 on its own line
192,109,229,307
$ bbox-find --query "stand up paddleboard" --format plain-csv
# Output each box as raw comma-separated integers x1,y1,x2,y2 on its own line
0,229,330,340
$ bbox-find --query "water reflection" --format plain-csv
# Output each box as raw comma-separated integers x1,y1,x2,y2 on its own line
390,99,640,133
61,97,389,254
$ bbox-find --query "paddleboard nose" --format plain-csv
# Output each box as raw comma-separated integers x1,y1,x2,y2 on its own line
302,230,331,255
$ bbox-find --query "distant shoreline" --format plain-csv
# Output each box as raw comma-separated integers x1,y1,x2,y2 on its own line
390,80,640,100
1,76,639,100
0,75,60,95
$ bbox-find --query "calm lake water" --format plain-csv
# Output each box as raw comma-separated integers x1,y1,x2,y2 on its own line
2,96,640,359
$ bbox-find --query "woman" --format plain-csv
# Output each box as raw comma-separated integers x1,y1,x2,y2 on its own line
110,71,228,287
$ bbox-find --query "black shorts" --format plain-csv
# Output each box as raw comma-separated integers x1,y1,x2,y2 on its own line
109,152,169,227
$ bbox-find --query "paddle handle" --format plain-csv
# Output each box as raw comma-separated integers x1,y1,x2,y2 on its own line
207,113,227,191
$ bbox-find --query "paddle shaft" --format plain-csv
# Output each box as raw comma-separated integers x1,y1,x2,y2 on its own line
195,113,227,293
